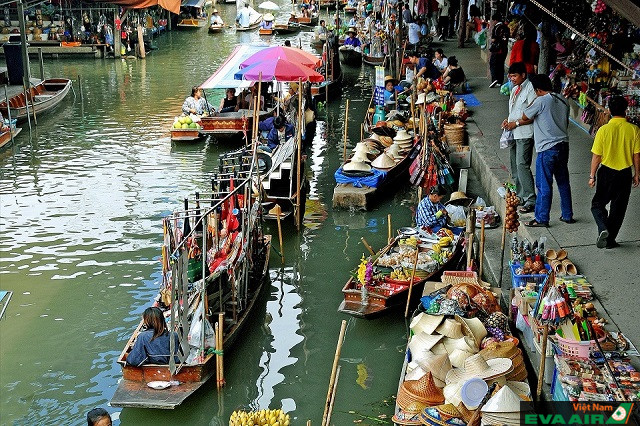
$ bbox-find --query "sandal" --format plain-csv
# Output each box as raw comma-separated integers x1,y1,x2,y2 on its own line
524,219,549,228
518,205,535,214
559,217,577,224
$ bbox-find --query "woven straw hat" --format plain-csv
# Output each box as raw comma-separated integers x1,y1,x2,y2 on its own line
446,191,473,207
410,313,444,336
372,152,396,169
448,348,474,368
264,13,274,21
399,372,445,407
506,381,531,399
443,381,464,407
445,353,513,385
409,332,444,362
431,342,448,355
369,132,381,142
343,160,371,172
505,359,527,381
405,362,427,381
394,129,412,141
386,143,403,159
391,409,423,425
442,336,478,355
456,402,475,423
481,385,523,413
436,319,464,339
419,404,464,426
417,353,452,388
479,341,519,361
379,135,394,147
454,315,488,348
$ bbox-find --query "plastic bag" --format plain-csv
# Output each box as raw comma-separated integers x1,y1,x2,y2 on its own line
474,197,486,208
187,300,216,349
445,204,466,227
474,29,487,49
500,129,514,149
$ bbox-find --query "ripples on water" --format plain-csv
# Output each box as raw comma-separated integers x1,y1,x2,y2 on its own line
0,5,419,424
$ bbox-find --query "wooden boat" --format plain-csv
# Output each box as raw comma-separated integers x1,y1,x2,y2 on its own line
319,0,338,9
0,78,71,122
343,5,357,13
274,22,301,35
177,18,207,29
259,27,274,35
235,16,263,31
111,163,272,409
208,23,224,33
363,53,385,66
338,237,463,319
0,126,22,149
338,45,362,66
288,14,319,27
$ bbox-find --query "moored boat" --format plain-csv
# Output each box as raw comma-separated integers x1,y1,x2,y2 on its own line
208,23,224,33
259,27,274,35
363,53,385,66
236,16,263,31
274,22,301,35
338,45,362,66
0,78,71,122
288,13,319,26
177,18,207,29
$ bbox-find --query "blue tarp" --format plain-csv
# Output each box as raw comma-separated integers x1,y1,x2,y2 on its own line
454,93,482,107
334,167,387,188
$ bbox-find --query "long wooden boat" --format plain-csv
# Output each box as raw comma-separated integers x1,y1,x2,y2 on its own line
208,23,224,33
169,108,275,143
363,53,385,66
319,0,338,9
111,163,271,409
236,17,262,31
274,22,301,35
0,78,71,122
177,18,207,29
338,45,362,66
288,14,319,26
338,237,463,319
0,127,22,149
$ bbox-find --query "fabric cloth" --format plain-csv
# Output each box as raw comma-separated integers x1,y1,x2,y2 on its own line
523,93,569,152
510,39,539,74
416,197,447,228
343,36,362,47
534,143,573,223
434,57,448,71
383,89,395,103
266,123,295,150
408,22,420,44
509,137,536,207
126,330,181,366
334,167,387,188
258,116,276,132
592,117,640,171
591,165,632,244
508,79,536,139
182,96,215,115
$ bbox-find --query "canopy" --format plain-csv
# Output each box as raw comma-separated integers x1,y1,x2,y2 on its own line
234,57,324,82
240,46,322,69
100,0,181,14
201,44,270,89
258,1,280,10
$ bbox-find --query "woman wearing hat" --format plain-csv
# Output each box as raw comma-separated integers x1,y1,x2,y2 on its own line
210,8,223,26
416,185,449,230
343,27,362,48
260,13,274,30
383,75,398,103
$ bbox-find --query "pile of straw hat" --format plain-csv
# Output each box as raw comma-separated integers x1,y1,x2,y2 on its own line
385,143,403,160
393,129,413,153
445,353,513,385
480,340,527,382
371,152,396,169
393,372,445,425
480,385,532,426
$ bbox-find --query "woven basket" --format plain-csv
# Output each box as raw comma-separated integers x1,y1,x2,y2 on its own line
444,123,466,146
441,270,478,286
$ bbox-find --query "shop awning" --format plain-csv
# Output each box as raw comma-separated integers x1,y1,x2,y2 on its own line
97,0,182,15
181,0,206,8
602,0,640,29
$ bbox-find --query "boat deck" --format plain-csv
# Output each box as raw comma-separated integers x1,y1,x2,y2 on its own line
332,183,376,210
110,378,209,409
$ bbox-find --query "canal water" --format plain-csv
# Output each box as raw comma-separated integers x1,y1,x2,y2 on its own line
0,6,422,425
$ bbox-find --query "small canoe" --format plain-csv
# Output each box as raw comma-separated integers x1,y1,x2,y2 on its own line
289,14,318,26
343,6,357,13
259,27,274,35
363,53,385,66
274,23,301,35
0,127,22,149
0,78,71,122
236,18,262,31
177,18,207,29
208,24,224,34
338,45,362,66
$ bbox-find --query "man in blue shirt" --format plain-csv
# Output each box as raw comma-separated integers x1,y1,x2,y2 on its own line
343,28,362,48
416,185,449,230
266,115,295,151
409,53,440,81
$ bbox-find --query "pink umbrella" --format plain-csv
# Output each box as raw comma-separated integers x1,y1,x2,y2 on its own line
234,57,325,82
240,46,323,69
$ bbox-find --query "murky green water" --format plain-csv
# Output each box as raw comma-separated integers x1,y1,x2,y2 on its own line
0,6,423,425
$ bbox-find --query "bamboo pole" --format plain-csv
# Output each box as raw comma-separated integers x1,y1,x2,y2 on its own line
322,320,347,426
342,99,350,163
4,86,13,146
387,214,392,244
274,204,285,264
295,78,303,230
360,122,363,141
217,311,225,389
27,83,37,125
325,365,341,426
478,218,486,280
404,247,420,318
466,209,477,270
360,237,375,256
536,324,550,399
498,200,508,288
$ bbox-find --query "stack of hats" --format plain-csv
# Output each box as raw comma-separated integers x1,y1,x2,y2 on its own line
392,129,414,154
343,143,371,173
480,385,532,425
479,340,527,382
393,372,445,425
371,152,396,169
444,353,513,386
385,143,403,160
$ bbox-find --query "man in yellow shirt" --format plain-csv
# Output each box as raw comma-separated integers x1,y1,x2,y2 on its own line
589,96,640,249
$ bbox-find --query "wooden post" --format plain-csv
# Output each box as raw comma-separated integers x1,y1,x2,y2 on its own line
274,204,285,264
4,86,13,146
360,237,375,256
466,208,476,270
17,0,31,84
498,200,508,288
342,99,349,163
404,247,420,318
114,9,121,59
217,311,225,389
78,74,83,102
457,0,469,48
21,85,31,132
538,18,551,75
322,320,347,426
295,78,303,230
536,324,550,399
387,214,392,243
136,24,146,58
38,48,44,80
478,218,485,280
325,365,341,426
27,83,37,125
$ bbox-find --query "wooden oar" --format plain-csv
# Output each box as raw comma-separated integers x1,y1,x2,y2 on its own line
342,99,350,163
360,237,375,256
478,218,485,279
387,214,392,244
404,248,420,318
536,324,549,399
322,320,347,426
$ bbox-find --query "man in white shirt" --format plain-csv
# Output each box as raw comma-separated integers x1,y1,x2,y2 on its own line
501,62,537,212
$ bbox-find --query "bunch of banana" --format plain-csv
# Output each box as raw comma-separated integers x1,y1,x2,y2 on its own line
438,236,452,247
229,409,291,426
390,269,409,280
400,236,418,247
432,243,441,253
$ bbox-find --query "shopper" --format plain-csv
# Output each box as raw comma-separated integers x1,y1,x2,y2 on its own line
488,13,509,87
502,62,537,213
589,96,640,249
509,24,539,78
520,74,574,227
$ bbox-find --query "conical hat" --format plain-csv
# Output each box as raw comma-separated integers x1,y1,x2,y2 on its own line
406,362,427,381
410,313,444,336
442,336,478,355
431,342,448,355
479,341,519,361
435,319,464,339
419,404,463,425
379,135,394,147
448,349,474,368
506,381,531,399
445,354,513,385
456,402,475,423
386,143,403,159
372,152,396,169
394,129,412,141
417,352,451,386
392,409,423,425
481,385,523,413
369,132,381,142
402,372,445,405
343,160,371,172
415,93,426,105
446,191,473,206
350,151,370,163
264,13,274,20
454,315,488,348
409,332,444,362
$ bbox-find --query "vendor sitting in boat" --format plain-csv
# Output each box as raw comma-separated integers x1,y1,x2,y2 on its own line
261,13,274,29
347,16,357,27
265,115,295,151
416,185,449,231
125,307,181,366
316,19,328,37
210,8,224,26
383,75,399,103
343,27,362,48
182,86,216,116
219,88,239,113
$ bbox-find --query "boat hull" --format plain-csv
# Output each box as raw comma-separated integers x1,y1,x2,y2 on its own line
274,24,301,35
170,128,205,142
0,127,21,149
0,78,71,122
259,28,273,35
339,46,362,66
177,18,207,29
236,20,262,31
363,54,385,66
208,24,224,33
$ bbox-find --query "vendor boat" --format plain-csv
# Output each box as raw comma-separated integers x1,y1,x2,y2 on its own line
259,27,274,35
274,22,301,35
288,13,319,27
177,17,207,29
319,0,338,9
110,162,271,409
236,15,263,31
338,45,362,66
0,78,71,122
208,23,225,33
363,53,385,66
338,236,463,319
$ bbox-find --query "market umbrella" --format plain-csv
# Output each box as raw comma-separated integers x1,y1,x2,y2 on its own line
258,1,280,10
240,46,322,69
234,57,324,82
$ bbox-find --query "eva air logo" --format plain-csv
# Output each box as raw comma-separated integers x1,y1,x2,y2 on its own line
606,403,634,424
